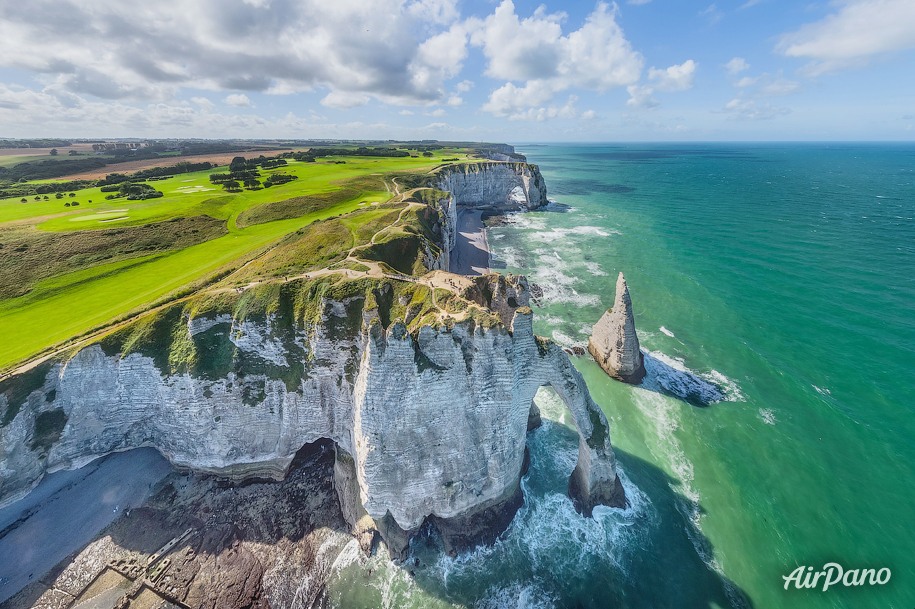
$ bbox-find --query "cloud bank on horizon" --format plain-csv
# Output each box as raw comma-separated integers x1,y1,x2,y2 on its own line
0,0,913,140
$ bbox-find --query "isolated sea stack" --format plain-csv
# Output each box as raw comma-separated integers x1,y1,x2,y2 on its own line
588,272,646,384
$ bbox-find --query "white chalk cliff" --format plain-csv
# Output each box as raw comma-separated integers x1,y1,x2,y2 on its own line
432,161,548,272
589,272,646,384
0,160,625,557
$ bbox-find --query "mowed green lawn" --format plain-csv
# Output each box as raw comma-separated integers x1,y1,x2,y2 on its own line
0,152,464,369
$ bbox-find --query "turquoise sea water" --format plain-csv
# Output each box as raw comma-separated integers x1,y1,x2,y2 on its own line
326,144,915,608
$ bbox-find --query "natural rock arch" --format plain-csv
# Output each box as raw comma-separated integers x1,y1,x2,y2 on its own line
509,309,627,516
0,293,625,561
336,307,626,559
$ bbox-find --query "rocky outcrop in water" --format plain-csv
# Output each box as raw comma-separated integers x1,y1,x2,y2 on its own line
588,272,646,384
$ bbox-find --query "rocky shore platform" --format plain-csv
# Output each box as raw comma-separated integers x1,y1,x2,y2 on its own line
2,441,350,609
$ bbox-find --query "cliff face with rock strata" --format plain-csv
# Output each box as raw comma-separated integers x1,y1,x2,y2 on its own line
431,162,548,271
0,160,623,557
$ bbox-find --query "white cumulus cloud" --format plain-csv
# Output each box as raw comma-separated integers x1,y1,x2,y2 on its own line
0,0,472,107
647,59,697,91
224,93,252,107
472,1,643,119
321,91,370,109
777,0,915,74
721,97,790,120
725,57,750,75
627,59,696,108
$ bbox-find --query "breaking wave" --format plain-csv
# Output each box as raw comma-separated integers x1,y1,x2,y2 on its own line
421,396,651,607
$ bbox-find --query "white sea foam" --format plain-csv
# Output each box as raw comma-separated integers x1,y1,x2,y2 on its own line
322,386,656,608
327,537,361,574
533,387,574,427
530,263,600,307
573,225,620,237
499,213,547,231
812,384,831,396
583,261,608,276
759,408,776,425
549,330,579,349
539,314,564,327
474,582,557,609
632,389,700,504
659,326,675,338
431,463,650,596
492,245,525,269
428,388,652,601
528,225,617,243
706,369,745,402
630,387,725,596
632,382,749,608
324,538,420,608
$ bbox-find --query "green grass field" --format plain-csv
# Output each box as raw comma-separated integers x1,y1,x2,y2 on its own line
0,151,107,169
0,148,472,370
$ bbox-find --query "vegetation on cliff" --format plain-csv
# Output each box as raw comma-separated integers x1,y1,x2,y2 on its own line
0,143,479,370
83,271,502,393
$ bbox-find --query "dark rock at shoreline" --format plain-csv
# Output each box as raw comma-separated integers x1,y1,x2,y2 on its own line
527,401,542,431
529,282,544,306
6,441,347,609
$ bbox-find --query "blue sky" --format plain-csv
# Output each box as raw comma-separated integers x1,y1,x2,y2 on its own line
1,0,913,141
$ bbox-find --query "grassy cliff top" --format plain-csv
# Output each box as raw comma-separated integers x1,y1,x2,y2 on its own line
0,143,524,373
80,273,504,384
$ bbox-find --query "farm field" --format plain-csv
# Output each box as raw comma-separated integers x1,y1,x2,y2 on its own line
0,148,470,370
0,143,102,168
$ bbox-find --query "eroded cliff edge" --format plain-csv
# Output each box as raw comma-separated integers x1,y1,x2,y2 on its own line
0,158,623,559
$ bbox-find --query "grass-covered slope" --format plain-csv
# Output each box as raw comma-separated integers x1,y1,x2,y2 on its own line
0,146,477,371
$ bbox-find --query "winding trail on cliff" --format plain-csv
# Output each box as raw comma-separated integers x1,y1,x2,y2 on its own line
0,182,468,382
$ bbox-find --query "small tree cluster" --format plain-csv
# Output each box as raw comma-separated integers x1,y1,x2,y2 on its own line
104,182,163,200
263,173,299,188
211,156,263,191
